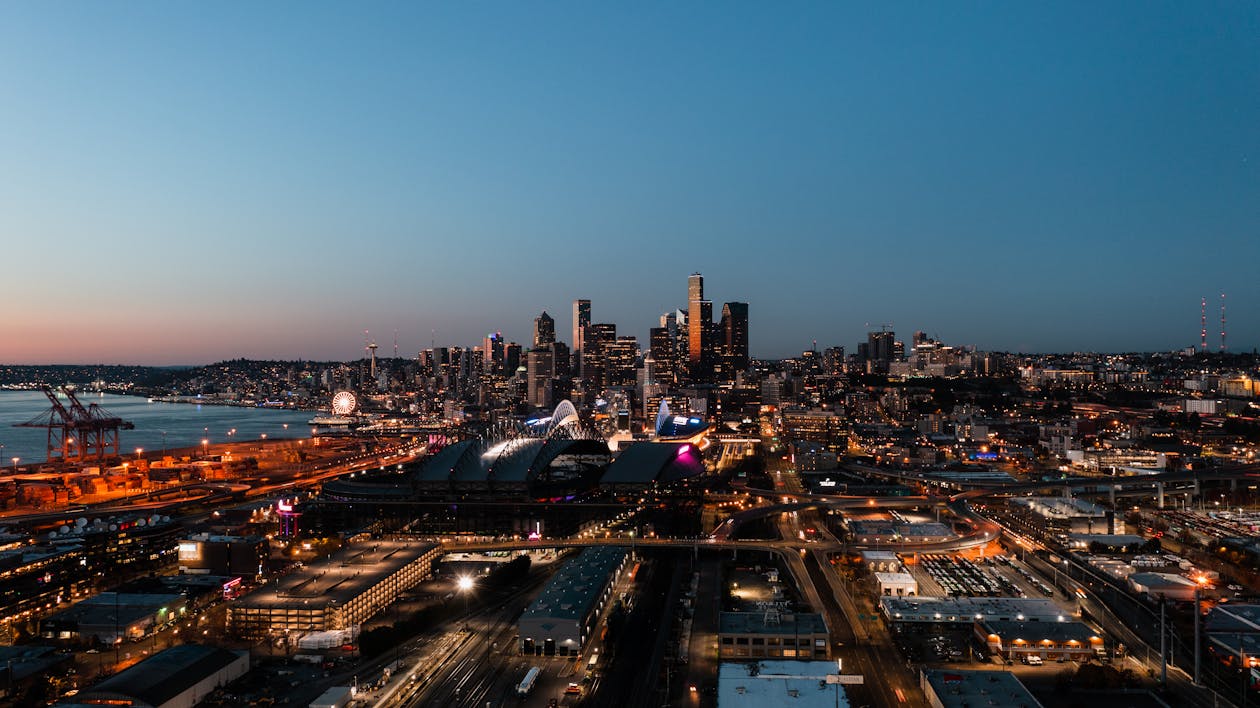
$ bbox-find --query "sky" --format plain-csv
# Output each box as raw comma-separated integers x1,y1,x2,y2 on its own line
1,2,1257,365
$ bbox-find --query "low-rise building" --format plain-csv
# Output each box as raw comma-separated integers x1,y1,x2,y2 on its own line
41,592,188,644
718,611,829,660
976,619,1105,661
518,547,627,656
880,596,1066,626
859,550,903,573
717,660,850,707
1127,572,1199,602
64,644,248,708
177,534,267,578
919,669,1043,708
873,572,918,597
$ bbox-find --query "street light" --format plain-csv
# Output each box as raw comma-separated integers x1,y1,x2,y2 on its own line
457,575,474,632
201,439,209,458
10,457,17,472
135,448,143,461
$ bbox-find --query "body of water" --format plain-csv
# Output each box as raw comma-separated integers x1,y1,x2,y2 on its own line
0,391,314,466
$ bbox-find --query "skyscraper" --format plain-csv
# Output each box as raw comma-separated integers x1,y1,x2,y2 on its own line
582,323,617,389
720,301,749,375
687,273,712,381
866,329,896,373
533,311,555,348
572,299,591,377
526,347,555,407
482,332,504,374
572,299,590,350
605,336,638,387
649,326,675,385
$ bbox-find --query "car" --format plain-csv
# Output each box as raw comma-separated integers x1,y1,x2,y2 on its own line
565,683,582,695
1025,655,1043,666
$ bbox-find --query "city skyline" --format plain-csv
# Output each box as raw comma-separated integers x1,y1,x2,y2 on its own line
1,3,1257,365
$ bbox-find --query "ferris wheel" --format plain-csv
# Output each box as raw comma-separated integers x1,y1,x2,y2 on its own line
331,391,358,416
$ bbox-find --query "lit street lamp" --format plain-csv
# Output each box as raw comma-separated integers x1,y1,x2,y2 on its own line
457,575,474,632
11,457,17,472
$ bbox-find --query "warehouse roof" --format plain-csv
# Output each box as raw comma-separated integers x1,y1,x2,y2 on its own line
78,644,247,708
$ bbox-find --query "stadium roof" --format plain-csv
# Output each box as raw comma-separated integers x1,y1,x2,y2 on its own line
414,437,609,486
602,442,702,485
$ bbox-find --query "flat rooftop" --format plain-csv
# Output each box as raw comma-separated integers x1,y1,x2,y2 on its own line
921,669,1042,708
718,661,850,708
236,540,437,610
1011,496,1106,518
719,611,827,636
881,596,1066,622
1205,604,1260,634
44,592,185,628
80,644,247,708
520,547,625,622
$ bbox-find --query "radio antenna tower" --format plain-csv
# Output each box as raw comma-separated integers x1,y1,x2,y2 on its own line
1220,293,1227,352
1200,297,1207,351
393,329,398,359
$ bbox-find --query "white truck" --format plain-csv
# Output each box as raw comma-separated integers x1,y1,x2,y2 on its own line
309,686,354,708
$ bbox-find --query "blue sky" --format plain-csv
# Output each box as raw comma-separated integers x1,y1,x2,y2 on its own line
1,2,1257,364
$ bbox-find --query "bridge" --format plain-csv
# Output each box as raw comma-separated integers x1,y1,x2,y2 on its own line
843,460,1260,509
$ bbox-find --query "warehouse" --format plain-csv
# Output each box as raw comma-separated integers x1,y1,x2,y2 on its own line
1127,572,1199,602
518,547,627,656
976,619,1105,661
919,669,1042,708
67,644,248,708
880,596,1066,626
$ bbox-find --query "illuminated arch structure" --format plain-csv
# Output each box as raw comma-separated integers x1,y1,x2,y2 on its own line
653,400,710,443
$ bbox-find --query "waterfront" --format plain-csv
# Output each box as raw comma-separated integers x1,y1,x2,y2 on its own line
0,391,313,466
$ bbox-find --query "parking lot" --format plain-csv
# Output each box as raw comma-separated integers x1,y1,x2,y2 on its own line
908,553,1057,600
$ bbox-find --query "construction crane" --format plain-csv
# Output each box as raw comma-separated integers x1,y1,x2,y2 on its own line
14,386,134,463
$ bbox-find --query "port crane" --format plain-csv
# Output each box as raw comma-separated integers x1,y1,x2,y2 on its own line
14,386,134,463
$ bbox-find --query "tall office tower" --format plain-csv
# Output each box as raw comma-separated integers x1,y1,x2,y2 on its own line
482,332,505,374
526,348,555,407
572,299,591,374
533,311,556,348
866,329,896,373
583,323,617,389
606,336,639,387
687,273,707,373
671,309,689,383
720,302,749,376
649,326,675,385
504,342,522,376
549,341,571,380
823,347,845,376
